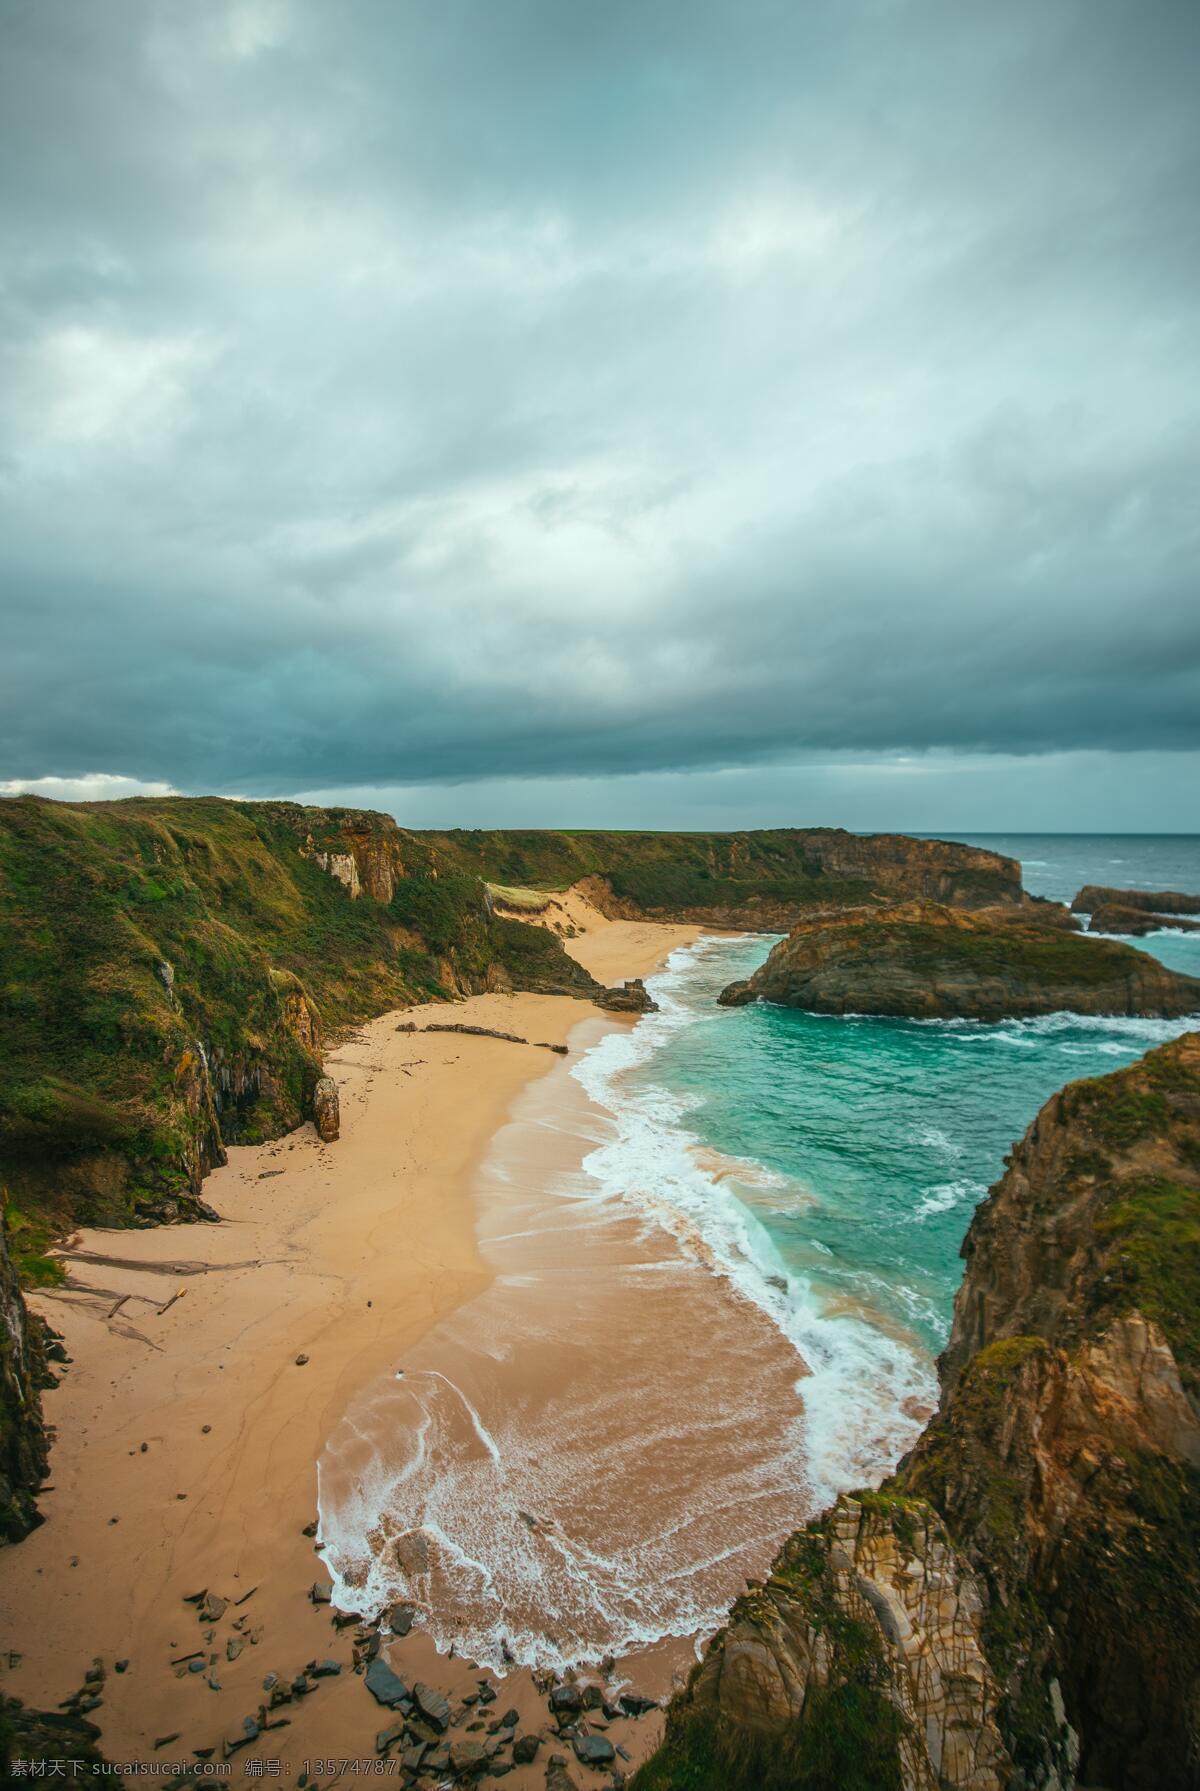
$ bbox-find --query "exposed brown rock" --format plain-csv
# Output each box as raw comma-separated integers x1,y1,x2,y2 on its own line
1086,900,1200,936
312,1076,340,1142
718,900,1200,1020
1072,883,1200,917
595,978,659,1014
681,1496,1009,1791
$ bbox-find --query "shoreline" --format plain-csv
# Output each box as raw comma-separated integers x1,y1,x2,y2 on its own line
0,914,709,1779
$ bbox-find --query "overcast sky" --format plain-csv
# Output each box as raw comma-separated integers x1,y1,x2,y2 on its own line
2,0,1198,831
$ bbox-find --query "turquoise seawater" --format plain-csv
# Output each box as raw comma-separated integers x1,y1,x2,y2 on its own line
578,836,1200,1501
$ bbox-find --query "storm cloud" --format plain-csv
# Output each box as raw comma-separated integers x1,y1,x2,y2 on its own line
2,0,1198,819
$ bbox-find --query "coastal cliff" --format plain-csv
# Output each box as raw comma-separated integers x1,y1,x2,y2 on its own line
421,827,1028,927
718,901,1200,1020
635,1033,1200,1791
0,796,607,1249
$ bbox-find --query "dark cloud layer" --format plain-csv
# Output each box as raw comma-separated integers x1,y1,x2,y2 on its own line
1,0,1198,803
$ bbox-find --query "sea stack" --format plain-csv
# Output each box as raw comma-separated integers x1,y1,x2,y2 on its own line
718,901,1200,1021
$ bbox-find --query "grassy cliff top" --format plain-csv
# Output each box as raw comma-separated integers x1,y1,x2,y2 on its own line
0,796,594,1245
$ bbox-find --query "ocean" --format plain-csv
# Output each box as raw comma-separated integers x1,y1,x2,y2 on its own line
318,834,1200,1674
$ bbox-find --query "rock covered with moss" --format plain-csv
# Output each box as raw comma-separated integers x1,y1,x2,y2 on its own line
718,900,1200,1020
635,1033,1200,1791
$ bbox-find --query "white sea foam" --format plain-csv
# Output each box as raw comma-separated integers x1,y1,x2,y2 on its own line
908,1178,985,1222
569,938,936,1508
912,1124,964,1158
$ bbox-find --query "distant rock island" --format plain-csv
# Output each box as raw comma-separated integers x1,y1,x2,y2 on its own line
1071,883,1200,936
718,899,1200,1020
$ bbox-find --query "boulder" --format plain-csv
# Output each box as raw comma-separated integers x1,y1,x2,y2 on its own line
573,1733,616,1768
545,1756,581,1791
312,1076,340,1142
512,1733,540,1764
617,1694,657,1717
449,1738,488,1775
596,979,658,1014
549,1683,583,1715
412,1680,451,1731
364,1657,408,1708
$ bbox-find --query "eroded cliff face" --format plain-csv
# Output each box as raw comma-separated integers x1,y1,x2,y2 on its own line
648,1495,1013,1791
718,901,1200,1021
0,1211,49,1543
636,1034,1200,1791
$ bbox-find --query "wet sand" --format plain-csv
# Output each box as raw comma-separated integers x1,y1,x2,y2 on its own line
319,1014,812,1678
1,913,718,1780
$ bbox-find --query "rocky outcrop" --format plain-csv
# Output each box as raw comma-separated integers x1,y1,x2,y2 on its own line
312,1076,340,1142
678,1496,1008,1791
902,1033,1200,1790
595,978,659,1014
0,1208,49,1543
636,1491,1014,1791
0,1698,109,1776
636,1034,1200,1791
718,901,1200,1021
1072,884,1200,918
1086,901,1200,936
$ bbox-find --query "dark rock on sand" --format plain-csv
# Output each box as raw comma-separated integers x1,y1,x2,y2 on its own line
364,1657,408,1707
595,978,658,1014
512,1733,541,1763
549,1683,584,1715
449,1738,488,1775
573,1733,616,1768
375,1720,406,1754
545,1755,582,1791
617,1694,657,1717
412,1680,451,1731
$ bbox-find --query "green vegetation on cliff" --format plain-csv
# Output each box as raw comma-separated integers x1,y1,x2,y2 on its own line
0,796,598,1238
422,826,1025,919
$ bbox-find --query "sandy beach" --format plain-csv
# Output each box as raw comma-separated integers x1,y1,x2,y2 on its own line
0,909,736,1781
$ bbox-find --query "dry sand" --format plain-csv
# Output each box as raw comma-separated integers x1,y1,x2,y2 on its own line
0,909,707,1782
